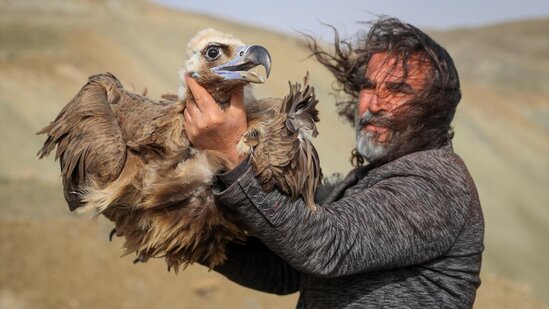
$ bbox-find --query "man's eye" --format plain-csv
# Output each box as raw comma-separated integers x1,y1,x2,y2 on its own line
205,47,220,60
360,80,375,90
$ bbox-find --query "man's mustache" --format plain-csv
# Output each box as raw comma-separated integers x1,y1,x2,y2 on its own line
357,111,391,128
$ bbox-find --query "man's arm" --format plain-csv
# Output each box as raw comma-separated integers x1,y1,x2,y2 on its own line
200,161,300,295
212,237,300,295
214,151,472,278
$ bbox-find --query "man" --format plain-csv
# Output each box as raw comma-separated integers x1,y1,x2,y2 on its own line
183,17,484,308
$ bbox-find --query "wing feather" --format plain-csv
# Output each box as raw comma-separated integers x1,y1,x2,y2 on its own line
37,73,128,210
252,72,322,211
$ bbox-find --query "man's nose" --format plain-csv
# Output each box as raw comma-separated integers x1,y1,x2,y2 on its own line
368,93,384,114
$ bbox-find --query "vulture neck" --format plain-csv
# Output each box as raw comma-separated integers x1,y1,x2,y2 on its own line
185,83,252,110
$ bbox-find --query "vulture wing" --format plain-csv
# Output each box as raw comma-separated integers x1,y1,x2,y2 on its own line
252,73,322,211
37,73,127,211
37,73,186,211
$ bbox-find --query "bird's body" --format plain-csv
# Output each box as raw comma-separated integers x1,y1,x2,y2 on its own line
38,29,321,271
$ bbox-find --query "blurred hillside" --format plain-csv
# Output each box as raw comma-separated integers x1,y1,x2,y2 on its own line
0,0,548,308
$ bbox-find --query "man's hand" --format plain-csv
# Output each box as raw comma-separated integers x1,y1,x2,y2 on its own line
183,74,248,170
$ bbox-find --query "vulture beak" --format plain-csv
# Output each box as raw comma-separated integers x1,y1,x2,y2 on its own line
211,45,272,83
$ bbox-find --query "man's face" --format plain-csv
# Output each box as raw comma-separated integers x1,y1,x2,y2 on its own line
355,52,430,162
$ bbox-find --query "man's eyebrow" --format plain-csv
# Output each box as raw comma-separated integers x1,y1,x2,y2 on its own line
386,81,414,93
357,76,375,90
363,77,375,84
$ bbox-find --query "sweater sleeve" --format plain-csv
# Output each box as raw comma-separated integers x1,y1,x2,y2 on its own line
203,157,300,295
212,237,300,295
213,151,472,278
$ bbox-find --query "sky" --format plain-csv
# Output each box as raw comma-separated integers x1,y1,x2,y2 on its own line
155,0,549,39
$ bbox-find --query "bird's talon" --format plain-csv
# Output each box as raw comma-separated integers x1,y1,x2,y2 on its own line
244,129,260,146
109,228,117,241
133,252,149,264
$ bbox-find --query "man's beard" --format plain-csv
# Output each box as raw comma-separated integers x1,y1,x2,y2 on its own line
355,111,399,164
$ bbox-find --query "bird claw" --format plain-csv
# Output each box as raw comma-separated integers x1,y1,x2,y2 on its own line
109,228,117,241
243,129,260,147
133,253,149,264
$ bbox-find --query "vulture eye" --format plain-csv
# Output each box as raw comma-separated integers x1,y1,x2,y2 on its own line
205,46,221,60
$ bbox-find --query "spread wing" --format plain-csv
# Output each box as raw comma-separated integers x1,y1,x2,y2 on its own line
37,73,129,211
252,73,322,211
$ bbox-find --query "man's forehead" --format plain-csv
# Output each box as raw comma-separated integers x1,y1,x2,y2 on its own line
366,52,430,82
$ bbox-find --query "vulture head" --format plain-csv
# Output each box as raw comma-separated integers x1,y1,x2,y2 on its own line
178,28,272,106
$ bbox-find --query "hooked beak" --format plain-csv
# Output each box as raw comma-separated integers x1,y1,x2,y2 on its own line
211,45,272,83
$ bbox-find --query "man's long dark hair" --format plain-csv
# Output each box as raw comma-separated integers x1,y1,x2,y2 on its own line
306,17,461,166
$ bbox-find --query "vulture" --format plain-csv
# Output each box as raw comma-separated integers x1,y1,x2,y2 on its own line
37,29,321,271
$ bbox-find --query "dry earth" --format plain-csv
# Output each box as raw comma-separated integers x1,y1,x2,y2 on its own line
0,0,547,308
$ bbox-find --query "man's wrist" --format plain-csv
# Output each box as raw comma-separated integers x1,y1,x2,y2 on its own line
223,150,247,170
218,154,252,186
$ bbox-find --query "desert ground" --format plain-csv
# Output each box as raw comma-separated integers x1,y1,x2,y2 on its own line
0,0,548,308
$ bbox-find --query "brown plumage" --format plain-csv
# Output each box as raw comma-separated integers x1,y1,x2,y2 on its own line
251,75,321,211
37,29,321,271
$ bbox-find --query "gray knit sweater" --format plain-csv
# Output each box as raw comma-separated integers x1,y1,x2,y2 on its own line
211,144,484,308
